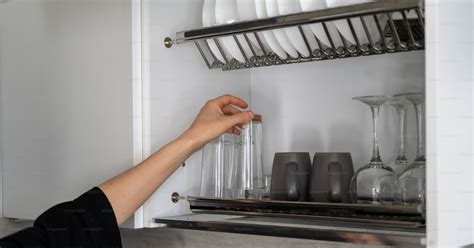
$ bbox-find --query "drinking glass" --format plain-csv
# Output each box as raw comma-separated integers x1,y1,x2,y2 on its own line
227,116,265,199
350,95,395,204
378,97,410,204
200,133,234,198
261,175,272,200
388,97,410,174
227,135,243,198
395,93,426,205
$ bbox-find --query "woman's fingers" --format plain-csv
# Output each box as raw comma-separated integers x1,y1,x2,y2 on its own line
183,94,252,150
214,94,248,109
225,111,254,130
222,105,240,115
222,104,250,129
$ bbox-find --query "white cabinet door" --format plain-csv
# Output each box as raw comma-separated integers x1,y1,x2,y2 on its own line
426,0,474,246
0,0,139,224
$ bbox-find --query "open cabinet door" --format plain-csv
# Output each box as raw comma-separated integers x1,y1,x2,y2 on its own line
0,3,4,218
0,0,145,228
426,0,474,246
142,0,251,227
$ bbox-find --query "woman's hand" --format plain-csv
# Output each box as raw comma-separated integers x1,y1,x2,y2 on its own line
181,94,254,151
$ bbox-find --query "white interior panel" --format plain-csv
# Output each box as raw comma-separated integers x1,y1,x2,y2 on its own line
146,0,250,223
0,0,134,219
250,52,425,174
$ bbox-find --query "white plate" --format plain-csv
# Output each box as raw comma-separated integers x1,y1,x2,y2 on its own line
299,0,341,48
325,0,386,46
255,0,288,59
265,0,299,58
277,0,314,57
215,0,252,63
236,0,268,50
202,0,226,63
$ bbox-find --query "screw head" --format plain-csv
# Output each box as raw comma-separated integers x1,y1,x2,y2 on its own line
171,192,180,203
164,37,173,48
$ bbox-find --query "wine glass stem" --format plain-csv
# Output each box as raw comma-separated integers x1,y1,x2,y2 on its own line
415,103,425,160
397,108,407,159
370,106,382,163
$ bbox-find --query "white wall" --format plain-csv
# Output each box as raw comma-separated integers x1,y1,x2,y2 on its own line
251,51,425,175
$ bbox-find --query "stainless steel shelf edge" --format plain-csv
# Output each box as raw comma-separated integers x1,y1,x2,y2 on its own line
153,213,425,247
187,196,422,214
187,197,425,227
176,0,419,43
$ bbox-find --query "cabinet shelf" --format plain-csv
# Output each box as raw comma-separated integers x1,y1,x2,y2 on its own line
175,0,424,71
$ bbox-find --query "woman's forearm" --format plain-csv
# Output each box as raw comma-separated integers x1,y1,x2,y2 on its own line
99,95,253,225
99,134,197,225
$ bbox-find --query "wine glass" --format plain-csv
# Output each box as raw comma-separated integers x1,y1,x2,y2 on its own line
350,95,394,204
395,93,426,205
377,97,412,204
388,97,410,174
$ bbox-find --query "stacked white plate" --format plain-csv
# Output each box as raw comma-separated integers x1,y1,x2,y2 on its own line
202,0,384,63
325,0,387,46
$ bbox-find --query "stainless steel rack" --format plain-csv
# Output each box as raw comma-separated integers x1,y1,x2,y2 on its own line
154,197,426,246
173,0,424,71
186,197,425,226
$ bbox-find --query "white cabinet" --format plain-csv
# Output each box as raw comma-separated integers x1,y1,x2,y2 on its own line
0,0,472,245
143,1,474,246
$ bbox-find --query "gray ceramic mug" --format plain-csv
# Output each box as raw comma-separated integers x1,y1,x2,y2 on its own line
270,152,312,201
309,153,354,203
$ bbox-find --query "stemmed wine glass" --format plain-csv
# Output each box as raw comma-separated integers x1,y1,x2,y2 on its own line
350,95,395,204
388,97,410,174
395,93,426,205
377,96,411,203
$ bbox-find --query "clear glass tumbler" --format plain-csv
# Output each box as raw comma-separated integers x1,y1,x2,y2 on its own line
200,133,234,198
227,115,265,199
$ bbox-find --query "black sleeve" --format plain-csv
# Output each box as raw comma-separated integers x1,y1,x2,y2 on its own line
0,187,122,248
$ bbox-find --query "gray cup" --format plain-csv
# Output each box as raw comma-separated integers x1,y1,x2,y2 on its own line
309,153,354,203
270,153,311,201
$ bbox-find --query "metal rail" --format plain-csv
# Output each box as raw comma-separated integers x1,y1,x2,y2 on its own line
187,196,425,225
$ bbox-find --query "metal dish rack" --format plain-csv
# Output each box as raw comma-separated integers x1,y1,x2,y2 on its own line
154,197,426,246
172,0,424,71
